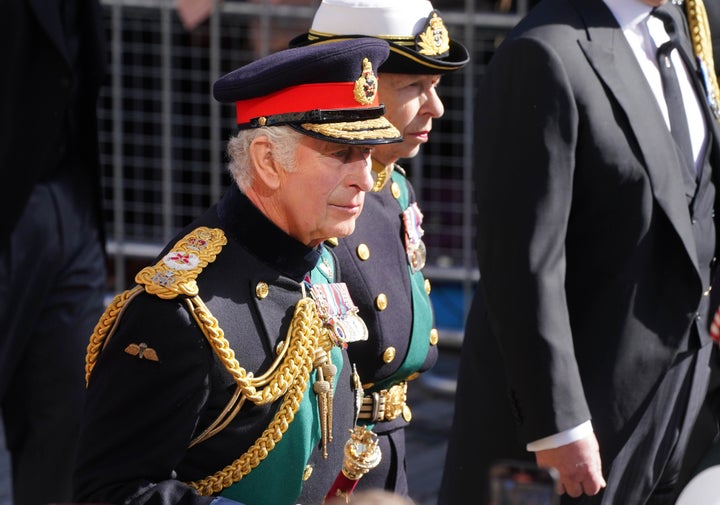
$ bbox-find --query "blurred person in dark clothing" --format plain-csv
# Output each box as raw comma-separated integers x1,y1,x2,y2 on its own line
0,1,108,504
440,0,720,504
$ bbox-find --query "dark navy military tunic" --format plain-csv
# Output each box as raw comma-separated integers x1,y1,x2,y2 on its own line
332,165,438,494
73,185,355,505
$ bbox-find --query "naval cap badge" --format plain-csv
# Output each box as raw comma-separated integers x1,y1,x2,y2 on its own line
416,10,451,58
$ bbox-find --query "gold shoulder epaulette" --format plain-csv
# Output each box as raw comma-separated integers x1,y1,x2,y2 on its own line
135,227,228,300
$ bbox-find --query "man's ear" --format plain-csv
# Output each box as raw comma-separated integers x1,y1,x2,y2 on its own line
249,135,281,190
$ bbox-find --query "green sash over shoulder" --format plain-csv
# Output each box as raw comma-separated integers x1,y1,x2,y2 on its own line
220,245,343,505
370,170,433,392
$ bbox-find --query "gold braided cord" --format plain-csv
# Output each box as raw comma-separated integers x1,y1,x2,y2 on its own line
84,286,144,385
189,386,247,448
687,0,720,116
83,224,339,494
86,228,227,385
187,296,325,495
186,295,332,405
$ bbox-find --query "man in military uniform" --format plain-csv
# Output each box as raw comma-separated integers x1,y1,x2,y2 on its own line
72,38,403,505
290,0,469,495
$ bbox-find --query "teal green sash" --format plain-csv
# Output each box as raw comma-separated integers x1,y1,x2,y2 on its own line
220,246,343,504
370,171,433,392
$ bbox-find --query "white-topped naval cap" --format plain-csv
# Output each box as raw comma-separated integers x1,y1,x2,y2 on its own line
289,0,469,74
310,0,435,39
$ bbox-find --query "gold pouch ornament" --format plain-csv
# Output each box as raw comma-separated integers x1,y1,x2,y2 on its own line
403,202,427,273
311,283,368,348
324,426,382,503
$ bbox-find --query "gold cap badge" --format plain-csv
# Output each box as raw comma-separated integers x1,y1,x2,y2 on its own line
353,58,378,105
416,11,450,58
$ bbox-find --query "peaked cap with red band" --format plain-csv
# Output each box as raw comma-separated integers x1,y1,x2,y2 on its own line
213,38,402,145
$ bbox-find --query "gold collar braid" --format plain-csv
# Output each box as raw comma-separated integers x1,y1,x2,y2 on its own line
371,158,393,192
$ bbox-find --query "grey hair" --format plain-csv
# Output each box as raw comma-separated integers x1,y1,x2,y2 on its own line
226,126,304,191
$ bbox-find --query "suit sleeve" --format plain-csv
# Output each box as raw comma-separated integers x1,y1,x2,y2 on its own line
473,35,591,443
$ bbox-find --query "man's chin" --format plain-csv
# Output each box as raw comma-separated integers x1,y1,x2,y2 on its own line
330,222,357,240
400,144,422,160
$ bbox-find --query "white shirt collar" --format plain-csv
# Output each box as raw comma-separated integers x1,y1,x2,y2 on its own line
603,0,653,30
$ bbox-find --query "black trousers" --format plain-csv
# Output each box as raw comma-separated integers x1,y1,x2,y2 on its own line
0,171,106,505
600,340,720,505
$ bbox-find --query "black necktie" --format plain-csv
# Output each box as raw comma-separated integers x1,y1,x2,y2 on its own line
651,6,695,173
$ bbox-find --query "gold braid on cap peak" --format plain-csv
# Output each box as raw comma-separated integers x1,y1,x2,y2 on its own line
686,0,720,118
302,118,401,140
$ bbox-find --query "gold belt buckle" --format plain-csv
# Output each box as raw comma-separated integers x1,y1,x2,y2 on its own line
358,381,412,422
383,383,406,421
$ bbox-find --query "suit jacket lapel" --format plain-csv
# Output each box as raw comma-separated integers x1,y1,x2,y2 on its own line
577,0,700,276
28,0,69,64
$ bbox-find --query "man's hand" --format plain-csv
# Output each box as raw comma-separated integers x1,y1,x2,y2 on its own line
535,433,606,497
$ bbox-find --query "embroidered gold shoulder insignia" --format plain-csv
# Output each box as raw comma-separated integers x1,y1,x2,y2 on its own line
125,342,159,361
135,227,227,299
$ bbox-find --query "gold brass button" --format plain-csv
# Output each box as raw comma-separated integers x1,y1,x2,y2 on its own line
391,182,401,199
424,278,431,295
383,346,396,363
255,282,269,299
375,293,387,311
402,404,413,422
357,243,370,261
275,340,286,355
429,328,439,346
302,465,313,481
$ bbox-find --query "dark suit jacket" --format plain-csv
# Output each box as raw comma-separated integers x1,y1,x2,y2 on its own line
440,0,720,503
0,0,107,247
